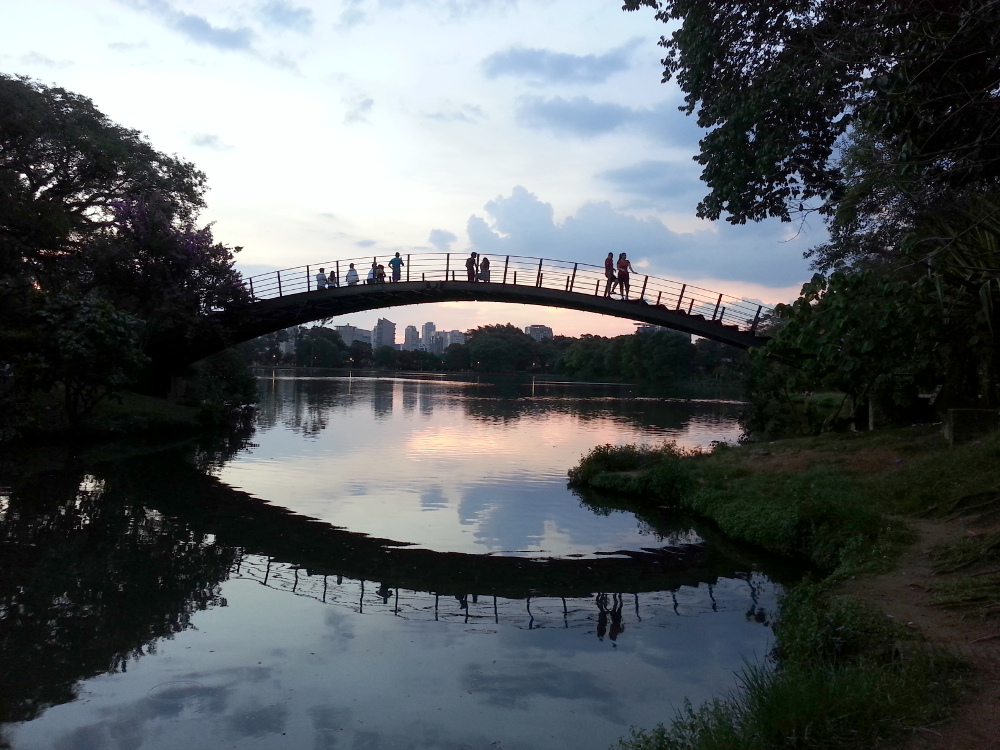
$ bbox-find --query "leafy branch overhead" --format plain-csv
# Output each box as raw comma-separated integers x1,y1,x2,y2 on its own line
624,0,1000,225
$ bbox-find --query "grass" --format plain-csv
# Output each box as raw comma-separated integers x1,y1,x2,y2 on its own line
568,427,996,749
617,585,965,750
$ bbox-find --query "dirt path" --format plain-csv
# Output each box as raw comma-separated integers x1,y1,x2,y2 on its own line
837,517,1000,749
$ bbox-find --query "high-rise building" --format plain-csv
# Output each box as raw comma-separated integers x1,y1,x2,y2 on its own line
333,324,370,346
403,325,420,351
372,318,396,349
443,330,466,347
429,332,445,355
421,322,436,350
524,325,553,341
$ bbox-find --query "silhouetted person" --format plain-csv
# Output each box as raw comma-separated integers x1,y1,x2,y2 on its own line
596,593,609,641
616,253,635,300
603,252,616,297
388,252,404,282
376,582,392,603
465,252,478,282
376,264,387,284
366,263,376,284
315,267,328,290
478,256,490,282
609,593,626,642
346,263,360,285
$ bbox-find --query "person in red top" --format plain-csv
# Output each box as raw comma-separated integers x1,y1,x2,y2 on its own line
616,252,635,300
603,252,616,297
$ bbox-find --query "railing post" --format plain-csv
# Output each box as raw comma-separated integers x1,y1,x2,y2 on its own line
335,260,340,287
640,275,648,300
538,272,543,287
719,306,726,323
565,276,569,291
675,284,686,311
688,299,694,314
569,263,577,292
307,264,311,291
594,279,600,295
750,305,762,334
277,270,283,296
406,254,410,282
249,277,255,299
503,255,510,284
712,293,723,320
656,291,662,306
446,253,450,280
513,271,517,285
535,258,543,287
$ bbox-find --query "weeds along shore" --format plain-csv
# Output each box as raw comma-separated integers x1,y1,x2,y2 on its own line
570,428,1000,749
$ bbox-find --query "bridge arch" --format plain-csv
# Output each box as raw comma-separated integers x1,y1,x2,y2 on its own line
152,253,770,367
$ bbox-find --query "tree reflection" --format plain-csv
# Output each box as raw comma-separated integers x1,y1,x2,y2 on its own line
0,468,236,723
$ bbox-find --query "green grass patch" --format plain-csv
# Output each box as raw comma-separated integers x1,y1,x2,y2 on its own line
570,441,911,577
618,585,966,750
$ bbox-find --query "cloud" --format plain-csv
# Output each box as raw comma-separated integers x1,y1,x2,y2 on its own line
482,40,639,85
344,95,374,124
428,229,457,251
257,0,314,33
16,52,72,68
123,0,255,51
191,133,234,150
515,96,700,148
108,42,149,52
424,103,485,124
516,96,633,138
597,160,704,209
465,186,816,287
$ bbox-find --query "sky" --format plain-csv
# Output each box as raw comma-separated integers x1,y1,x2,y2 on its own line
2,0,824,339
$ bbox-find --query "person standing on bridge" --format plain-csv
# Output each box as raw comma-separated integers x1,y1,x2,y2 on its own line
346,263,360,285
315,267,328,290
388,252,404,282
603,252,616,297
465,252,478,282
616,253,635,300
367,262,377,284
478,256,490,282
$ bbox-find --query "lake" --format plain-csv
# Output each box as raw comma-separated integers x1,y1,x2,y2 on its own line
0,373,783,750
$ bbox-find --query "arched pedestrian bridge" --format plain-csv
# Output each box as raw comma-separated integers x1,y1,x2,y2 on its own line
154,253,771,367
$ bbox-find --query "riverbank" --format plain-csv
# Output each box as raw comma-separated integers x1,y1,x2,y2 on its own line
570,427,1000,748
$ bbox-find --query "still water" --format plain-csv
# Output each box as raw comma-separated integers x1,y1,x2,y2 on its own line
1,374,782,750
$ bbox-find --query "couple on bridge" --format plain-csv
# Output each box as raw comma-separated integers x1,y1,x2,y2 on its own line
465,252,491,283
604,252,635,300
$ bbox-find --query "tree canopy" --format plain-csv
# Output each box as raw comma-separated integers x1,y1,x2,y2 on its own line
0,74,247,424
624,0,1000,226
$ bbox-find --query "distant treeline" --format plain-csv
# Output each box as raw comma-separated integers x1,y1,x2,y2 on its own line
240,324,745,383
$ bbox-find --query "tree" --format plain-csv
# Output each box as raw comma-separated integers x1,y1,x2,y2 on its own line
623,1,1000,224
0,74,206,287
0,75,249,420
18,295,149,426
465,324,539,372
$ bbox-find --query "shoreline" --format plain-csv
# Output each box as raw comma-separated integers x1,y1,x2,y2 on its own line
570,427,999,748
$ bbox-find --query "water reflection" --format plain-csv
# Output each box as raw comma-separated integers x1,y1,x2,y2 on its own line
3,377,777,750
233,374,744,557
0,448,778,735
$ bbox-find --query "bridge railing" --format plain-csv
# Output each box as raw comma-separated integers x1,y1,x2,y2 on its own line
242,252,767,333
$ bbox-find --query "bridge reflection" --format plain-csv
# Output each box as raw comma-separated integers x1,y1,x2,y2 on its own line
231,553,774,633
0,446,782,725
